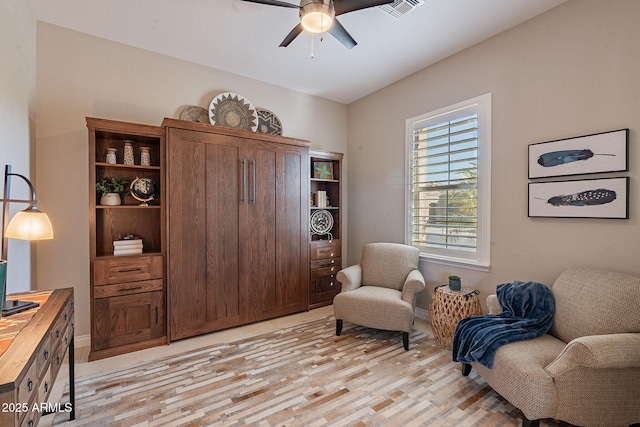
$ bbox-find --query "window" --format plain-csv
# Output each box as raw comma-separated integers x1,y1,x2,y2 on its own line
406,94,491,270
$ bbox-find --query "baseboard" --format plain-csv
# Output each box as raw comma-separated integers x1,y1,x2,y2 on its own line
74,333,91,349
415,307,429,321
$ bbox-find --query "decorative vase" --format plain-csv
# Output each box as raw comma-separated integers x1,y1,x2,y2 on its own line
100,193,121,206
105,147,117,164
139,146,151,166
449,278,462,291
123,141,135,165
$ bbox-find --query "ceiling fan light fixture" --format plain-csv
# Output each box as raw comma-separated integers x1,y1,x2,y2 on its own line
300,0,335,33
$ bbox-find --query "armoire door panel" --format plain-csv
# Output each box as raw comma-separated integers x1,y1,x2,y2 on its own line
277,151,306,308
168,133,208,339
169,129,243,340
206,143,241,323
245,148,278,319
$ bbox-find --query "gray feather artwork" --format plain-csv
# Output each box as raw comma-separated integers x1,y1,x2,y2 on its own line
545,189,616,207
537,149,615,167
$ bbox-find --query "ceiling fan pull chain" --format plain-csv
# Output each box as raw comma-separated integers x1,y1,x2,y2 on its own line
311,33,315,59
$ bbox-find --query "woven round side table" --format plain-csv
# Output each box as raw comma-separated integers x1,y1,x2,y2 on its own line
429,285,482,350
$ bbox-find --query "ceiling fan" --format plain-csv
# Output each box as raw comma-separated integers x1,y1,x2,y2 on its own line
242,0,394,49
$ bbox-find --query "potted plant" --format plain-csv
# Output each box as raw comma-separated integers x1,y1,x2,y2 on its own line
96,178,130,206
448,275,462,291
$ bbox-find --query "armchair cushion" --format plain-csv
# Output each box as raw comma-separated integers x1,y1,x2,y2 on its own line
360,243,419,290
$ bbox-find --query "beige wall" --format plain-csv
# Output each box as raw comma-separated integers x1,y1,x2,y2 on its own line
0,0,37,293
34,23,348,337
347,0,640,312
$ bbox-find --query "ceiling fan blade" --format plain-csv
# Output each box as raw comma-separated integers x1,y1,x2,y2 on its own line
334,0,394,16
241,0,299,9
327,18,357,49
279,23,304,47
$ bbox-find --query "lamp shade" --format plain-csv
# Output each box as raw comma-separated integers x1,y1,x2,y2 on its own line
300,0,334,33
5,206,54,240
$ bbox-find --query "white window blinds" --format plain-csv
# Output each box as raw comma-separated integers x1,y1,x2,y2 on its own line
406,94,491,269
410,114,478,251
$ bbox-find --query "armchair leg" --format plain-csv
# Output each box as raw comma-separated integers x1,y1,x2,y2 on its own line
402,332,409,351
461,363,472,376
336,319,343,336
521,414,539,427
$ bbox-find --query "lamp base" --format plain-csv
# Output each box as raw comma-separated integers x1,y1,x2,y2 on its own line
2,299,39,316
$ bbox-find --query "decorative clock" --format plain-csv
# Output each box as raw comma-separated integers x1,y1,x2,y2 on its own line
310,209,333,239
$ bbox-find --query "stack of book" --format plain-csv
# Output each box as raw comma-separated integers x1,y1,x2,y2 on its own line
313,191,329,207
113,238,143,256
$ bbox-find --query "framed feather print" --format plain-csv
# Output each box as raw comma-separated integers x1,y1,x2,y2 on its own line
528,129,628,178
528,177,629,219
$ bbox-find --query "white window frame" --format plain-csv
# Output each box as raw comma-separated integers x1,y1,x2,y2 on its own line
405,93,491,271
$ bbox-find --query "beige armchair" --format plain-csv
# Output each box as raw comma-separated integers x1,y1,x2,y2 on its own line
462,269,640,427
333,243,425,350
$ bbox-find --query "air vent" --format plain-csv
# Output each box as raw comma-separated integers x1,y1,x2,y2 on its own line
379,0,424,19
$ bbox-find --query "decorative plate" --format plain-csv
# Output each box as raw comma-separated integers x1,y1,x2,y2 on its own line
310,209,333,234
209,92,258,131
130,177,156,206
256,108,283,135
179,106,209,124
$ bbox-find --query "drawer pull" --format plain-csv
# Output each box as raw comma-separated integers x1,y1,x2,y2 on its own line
56,329,60,338
330,282,334,287
119,286,143,292
44,350,50,360
319,249,331,253
27,418,34,427
56,355,61,365
44,381,49,393
27,378,33,391
118,268,143,273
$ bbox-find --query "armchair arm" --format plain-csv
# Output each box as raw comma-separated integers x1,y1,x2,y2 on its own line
544,333,640,377
336,264,363,292
486,294,502,314
401,269,426,305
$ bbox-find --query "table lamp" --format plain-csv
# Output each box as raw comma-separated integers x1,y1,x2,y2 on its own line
1,164,54,316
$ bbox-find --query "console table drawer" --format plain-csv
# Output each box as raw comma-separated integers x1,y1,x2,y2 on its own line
17,363,37,409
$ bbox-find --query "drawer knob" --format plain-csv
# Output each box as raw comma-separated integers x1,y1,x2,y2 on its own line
56,329,60,338
27,418,34,427
44,350,49,360
44,381,49,393
330,282,334,287
28,378,33,391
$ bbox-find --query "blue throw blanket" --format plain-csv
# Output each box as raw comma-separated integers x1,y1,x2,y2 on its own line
452,281,555,368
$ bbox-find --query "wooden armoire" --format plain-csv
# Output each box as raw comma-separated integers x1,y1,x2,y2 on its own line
163,119,310,341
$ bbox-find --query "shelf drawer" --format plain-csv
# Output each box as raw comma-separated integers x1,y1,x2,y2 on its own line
94,255,163,285
95,279,164,299
310,239,341,260
310,257,341,270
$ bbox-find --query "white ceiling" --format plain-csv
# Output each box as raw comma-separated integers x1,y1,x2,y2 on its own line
27,0,566,104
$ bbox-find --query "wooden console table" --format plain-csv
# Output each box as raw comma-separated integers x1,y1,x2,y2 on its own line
0,288,75,426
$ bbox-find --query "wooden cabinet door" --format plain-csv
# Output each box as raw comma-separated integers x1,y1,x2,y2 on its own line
244,143,309,322
167,128,243,340
93,291,165,351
